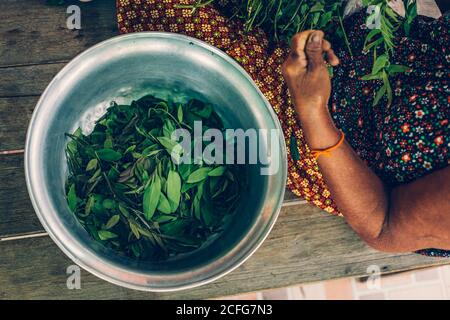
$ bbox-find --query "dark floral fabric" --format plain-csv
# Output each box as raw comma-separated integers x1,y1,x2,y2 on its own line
116,0,449,257
331,12,449,186
330,12,449,257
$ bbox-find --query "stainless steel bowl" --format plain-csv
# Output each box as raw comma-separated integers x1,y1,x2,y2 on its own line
25,32,287,291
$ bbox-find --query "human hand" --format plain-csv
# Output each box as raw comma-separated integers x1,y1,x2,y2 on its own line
281,30,339,113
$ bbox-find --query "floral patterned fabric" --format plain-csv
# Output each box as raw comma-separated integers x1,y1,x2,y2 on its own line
330,12,449,187
116,0,449,256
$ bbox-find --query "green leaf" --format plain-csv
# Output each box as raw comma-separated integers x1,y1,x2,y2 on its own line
129,220,141,239
327,66,334,77
85,158,98,171
364,37,383,52
387,64,409,75
361,73,383,81
178,163,193,180
311,12,320,27
155,215,177,223
132,152,142,159
300,3,308,15
167,170,181,211
105,215,120,229
202,202,214,226
104,136,113,149
102,198,116,209
163,119,176,138
157,193,172,214
404,2,417,35
309,2,323,12
118,204,130,218
212,179,228,198
187,167,212,183
130,243,141,257
157,136,177,150
157,137,183,162
193,188,202,220
159,219,188,236
382,71,393,107
135,125,150,138
124,145,136,154
144,149,161,158
372,54,389,75
177,105,183,122
208,166,226,177
96,149,122,162
404,23,411,36
142,144,160,156
66,139,78,155
67,183,78,211
136,225,154,239
91,194,105,215
289,134,300,161
373,83,387,106
84,195,95,216
98,230,118,240
141,170,150,182
364,29,381,46
192,103,213,118
73,127,82,137
318,11,332,28
181,182,198,193
143,175,161,220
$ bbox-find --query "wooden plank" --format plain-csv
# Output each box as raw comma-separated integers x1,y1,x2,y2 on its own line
0,63,66,151
0,97,37,151
0,63,64,97
0,154,41,237
0,0,117,67
0,153,302,238
1,203,448,299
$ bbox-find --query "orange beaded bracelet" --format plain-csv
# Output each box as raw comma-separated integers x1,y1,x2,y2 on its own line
311,131,345,160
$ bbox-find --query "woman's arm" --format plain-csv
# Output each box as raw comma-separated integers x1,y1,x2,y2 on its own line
282,30,450,252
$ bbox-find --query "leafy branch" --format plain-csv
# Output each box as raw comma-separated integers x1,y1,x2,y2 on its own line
360,0,415,106
66,95,245,260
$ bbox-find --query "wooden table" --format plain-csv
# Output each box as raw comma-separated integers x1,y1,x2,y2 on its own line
0,0,448,300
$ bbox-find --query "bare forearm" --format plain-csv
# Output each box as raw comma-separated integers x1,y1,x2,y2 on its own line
297,104,389,243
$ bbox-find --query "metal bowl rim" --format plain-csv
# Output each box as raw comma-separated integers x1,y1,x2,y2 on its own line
25,32,287,292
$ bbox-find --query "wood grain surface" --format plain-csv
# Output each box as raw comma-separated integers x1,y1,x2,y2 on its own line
1,203,448,300
0,0,117,67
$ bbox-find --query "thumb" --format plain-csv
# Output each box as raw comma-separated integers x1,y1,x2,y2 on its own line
305,31,325,72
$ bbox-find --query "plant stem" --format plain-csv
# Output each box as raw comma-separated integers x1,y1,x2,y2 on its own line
338,9,353,58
